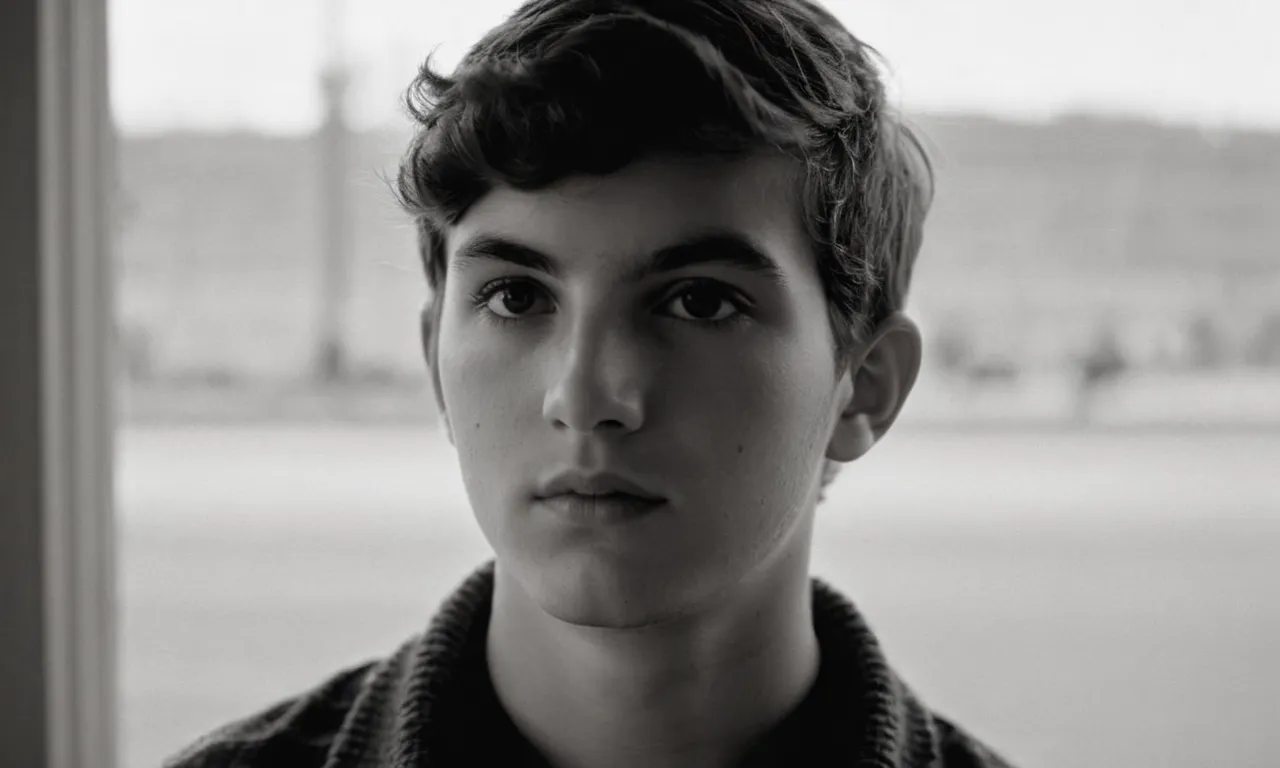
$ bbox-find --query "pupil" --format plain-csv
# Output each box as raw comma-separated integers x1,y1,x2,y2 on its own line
682,289,721,319
501,286,534,314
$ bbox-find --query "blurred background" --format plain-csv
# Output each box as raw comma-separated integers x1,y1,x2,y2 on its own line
110,1,1279,766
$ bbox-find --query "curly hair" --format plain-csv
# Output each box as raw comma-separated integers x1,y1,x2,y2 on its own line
396,0,935,499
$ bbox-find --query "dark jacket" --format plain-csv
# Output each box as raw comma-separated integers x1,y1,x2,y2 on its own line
165,561,1015,767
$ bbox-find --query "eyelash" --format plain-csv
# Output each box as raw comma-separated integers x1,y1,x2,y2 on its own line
468,277,752,329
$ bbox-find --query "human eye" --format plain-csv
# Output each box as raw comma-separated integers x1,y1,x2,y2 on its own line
660,279,750,326
470,278,554,323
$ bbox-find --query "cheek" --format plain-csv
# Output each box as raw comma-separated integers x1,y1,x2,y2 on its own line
667,337,835,502
436,320,538,486
651,339,833,587
436,287,535,424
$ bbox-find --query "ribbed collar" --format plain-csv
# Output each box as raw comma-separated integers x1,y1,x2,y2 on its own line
327,560,941,768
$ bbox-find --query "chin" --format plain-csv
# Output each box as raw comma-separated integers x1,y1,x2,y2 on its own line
522,548,703,629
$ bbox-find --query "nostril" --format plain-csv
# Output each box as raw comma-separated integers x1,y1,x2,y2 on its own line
550,417,627,432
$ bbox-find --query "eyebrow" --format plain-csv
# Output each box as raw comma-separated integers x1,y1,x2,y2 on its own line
452,231,788,286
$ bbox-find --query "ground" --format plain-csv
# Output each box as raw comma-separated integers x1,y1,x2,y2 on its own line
118,424,1280,768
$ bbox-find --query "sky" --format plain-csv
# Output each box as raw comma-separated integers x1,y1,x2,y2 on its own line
108,0,1280,135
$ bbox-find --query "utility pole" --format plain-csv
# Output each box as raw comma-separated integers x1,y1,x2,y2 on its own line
315,0,353,383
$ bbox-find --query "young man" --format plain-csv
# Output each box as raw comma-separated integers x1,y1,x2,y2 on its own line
169,1,1016,765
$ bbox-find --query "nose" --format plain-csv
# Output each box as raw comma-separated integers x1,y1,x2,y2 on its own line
542,317,646,435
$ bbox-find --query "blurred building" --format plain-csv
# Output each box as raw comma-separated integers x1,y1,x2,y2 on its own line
113,115,1280,422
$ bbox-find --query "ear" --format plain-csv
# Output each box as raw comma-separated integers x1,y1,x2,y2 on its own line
826,311,923,463
420,301,453,445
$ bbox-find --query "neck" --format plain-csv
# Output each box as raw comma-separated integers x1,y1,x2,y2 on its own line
486,544,819,768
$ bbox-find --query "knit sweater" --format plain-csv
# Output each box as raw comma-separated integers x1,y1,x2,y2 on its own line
164,561,1015,767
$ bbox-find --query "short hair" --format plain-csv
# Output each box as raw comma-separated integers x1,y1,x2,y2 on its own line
397,0,934,499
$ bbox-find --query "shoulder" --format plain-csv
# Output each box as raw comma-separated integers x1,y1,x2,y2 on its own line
931,713,1018,768
161,660,377,768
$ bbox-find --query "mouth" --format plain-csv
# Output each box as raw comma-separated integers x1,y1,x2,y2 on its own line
533,469,667,522
534,491,666,523
535,470,665,502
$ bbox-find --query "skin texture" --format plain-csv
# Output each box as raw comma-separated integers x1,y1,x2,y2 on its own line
424,150,922,767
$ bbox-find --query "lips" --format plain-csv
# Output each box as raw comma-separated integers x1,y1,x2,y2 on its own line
534,470,666,522
536,492,664,522
535,470,665,502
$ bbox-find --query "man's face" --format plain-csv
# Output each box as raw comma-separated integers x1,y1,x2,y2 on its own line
432,152,853,627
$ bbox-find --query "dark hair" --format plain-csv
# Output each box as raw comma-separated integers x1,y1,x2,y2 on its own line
397,0,934,499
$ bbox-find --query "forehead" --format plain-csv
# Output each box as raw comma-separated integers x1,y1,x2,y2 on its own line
446,151,812,277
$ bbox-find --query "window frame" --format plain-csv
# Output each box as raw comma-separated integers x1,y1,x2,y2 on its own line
0,0,117,765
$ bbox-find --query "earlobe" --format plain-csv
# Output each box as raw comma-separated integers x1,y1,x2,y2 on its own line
826,412,875,462
439,412,454,446
420,303,453,445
